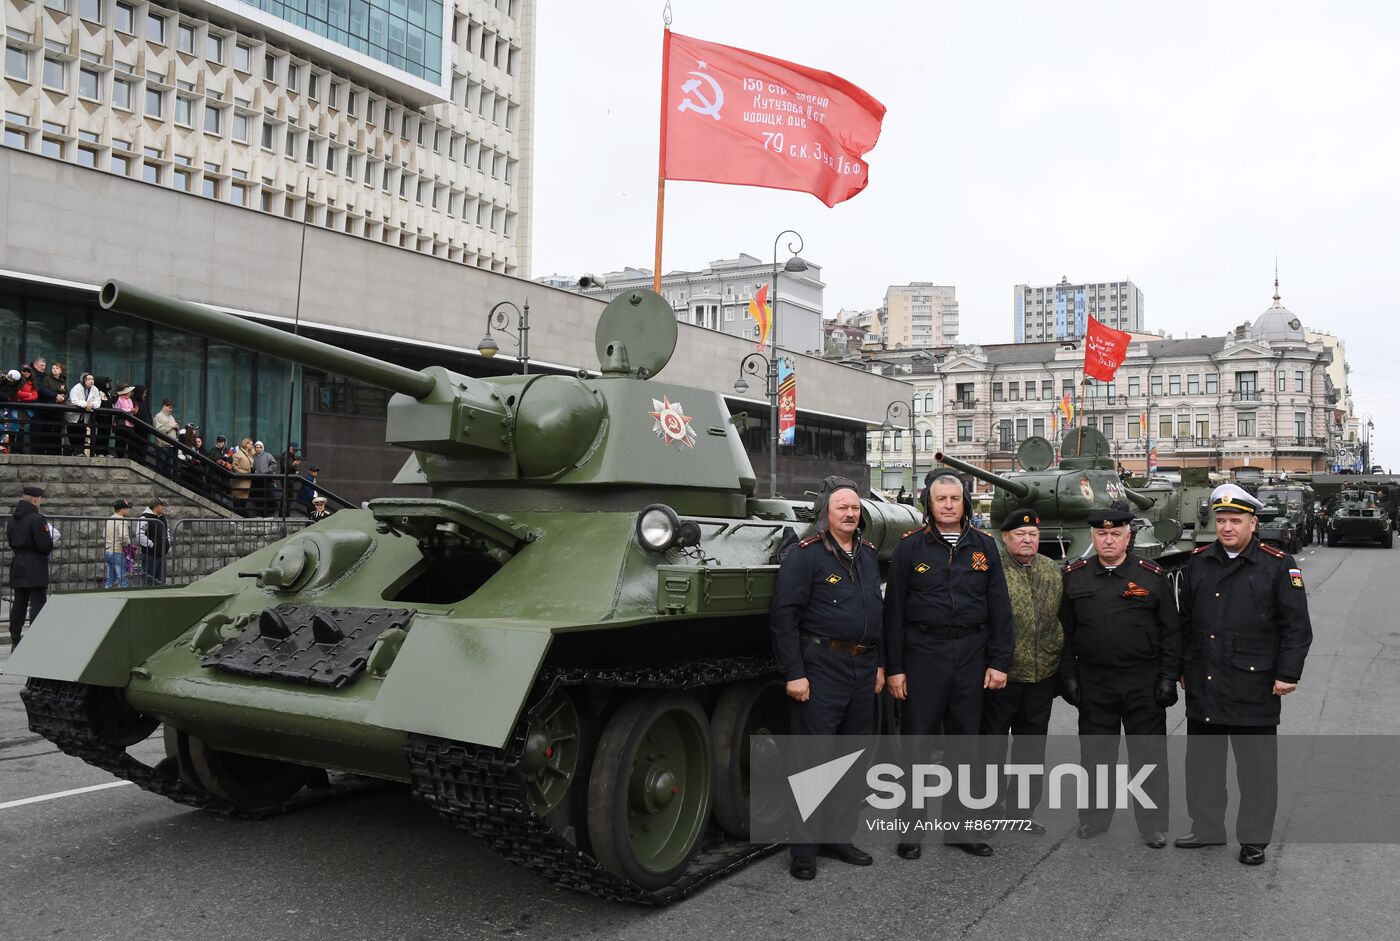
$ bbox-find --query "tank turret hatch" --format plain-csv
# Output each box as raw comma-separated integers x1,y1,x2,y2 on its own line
1059,427,1113,469
594,290,678,379
1016,436,1055,472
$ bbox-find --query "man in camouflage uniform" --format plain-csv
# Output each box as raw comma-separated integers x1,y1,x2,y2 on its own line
981,510,1063,833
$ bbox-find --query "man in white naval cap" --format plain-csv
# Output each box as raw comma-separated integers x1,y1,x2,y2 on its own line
1174,482,1312,866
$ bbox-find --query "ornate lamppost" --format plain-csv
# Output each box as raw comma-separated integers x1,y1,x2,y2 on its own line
477,300,530,374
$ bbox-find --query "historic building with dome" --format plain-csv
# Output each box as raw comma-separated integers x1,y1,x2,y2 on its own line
852,277,1350,491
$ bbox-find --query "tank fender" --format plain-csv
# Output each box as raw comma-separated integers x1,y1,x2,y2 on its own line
4,591,230,685
363,617,554,748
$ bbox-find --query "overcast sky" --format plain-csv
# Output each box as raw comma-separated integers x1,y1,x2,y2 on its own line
531,1,1400,470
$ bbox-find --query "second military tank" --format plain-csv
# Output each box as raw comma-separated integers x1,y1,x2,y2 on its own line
934,428,1199,568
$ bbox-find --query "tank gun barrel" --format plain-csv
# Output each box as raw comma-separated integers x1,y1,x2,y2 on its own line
100,280,436,399
1123,488,1156,510
934,452,1032,499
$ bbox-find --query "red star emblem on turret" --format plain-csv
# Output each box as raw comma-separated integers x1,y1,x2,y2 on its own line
649,395,697,449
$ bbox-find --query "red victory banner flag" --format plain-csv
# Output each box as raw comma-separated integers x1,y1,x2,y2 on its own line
651,30,885,289
747,283,772,351
1083,316,1132,382
661,31,886,205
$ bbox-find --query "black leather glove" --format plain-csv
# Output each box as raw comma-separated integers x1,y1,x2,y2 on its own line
1154,677,1179,708
1059,672,1082,707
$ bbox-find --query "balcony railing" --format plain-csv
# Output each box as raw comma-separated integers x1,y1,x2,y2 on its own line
1231,390,1262,402
948,397,977,410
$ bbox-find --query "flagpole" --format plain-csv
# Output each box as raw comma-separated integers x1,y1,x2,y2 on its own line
653,27,672,294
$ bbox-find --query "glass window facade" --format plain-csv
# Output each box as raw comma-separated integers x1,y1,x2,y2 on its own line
240,0,444,83
2,287,303,451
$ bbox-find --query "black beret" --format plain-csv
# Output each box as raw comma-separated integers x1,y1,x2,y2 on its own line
22,484,45,497
1086,503,1135,528
1000,511,1041,531
112,499,130,510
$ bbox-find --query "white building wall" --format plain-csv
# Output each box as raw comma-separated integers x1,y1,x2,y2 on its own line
1,0,532,273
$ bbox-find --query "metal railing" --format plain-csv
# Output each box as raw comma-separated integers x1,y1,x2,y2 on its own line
1,513,309,600
1,401,352,518
1231,390,1262,402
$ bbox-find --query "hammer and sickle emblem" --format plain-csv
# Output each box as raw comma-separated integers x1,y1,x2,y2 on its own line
677,67,724,120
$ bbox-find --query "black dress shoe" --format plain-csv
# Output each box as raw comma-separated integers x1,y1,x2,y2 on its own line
953,842,993,857
1142,831,1167,849
896,842,922,860
1239,844,1267,866
790,856,816,880
1173,833,1226,849
1026,821,1046,835
1076,822,1107,840
818,843,873,866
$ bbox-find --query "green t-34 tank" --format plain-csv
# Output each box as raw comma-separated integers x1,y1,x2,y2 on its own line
9,281,920,903
934,429,1199,567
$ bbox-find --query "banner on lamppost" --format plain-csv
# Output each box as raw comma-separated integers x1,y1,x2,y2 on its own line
778,357,796,446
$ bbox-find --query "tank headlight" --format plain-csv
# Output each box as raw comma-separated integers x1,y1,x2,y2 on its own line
637,504,681,552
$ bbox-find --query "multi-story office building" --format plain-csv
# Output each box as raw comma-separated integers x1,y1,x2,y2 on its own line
2,0,534,272
882,282,957,349
866,288,1346,491
575,253,825,354
1014,277,1144,342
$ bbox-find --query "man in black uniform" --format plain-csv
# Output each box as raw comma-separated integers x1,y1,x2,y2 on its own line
1059,503,1180,847
885,469,1013,860
7,484,54,650
771,477,884,880
1175,484,1312,866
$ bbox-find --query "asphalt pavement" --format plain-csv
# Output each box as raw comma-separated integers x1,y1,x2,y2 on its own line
2,541,1398,940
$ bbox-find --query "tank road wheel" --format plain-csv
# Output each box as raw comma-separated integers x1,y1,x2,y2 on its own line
711,678,788,839
186,734,311,810
587,693,712,890
160,726,210,793
520,687,581,816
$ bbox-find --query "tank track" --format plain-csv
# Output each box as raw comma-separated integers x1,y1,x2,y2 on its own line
406,656,780,904
20,678,379,820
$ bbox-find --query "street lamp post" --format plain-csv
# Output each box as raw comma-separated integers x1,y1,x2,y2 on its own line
1363,412,1374,472
768,229,808,499
477,300,530,374
883,400,915,494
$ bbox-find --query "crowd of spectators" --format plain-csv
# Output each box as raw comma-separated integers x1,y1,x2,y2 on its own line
1,355,331,517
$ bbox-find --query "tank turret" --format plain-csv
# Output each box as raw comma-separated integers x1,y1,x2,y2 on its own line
931,431,1198,565
101,280,760,516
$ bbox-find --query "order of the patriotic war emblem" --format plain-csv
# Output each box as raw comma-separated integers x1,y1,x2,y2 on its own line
649,395,697,449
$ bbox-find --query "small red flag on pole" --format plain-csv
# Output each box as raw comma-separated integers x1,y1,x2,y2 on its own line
1084,316,1132,382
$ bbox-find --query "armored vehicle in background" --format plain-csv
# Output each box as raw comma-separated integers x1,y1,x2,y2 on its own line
10,281,921,903
1255,482,1316,551
1327,490,1393,548
1256,496,1303,552
935,428,1198,568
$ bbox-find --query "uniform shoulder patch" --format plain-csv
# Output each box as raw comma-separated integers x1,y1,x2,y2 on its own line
1138,559,1165,575
1192,544,1211,554
1259,542,1287,558
1065,558,1089,573
797,534,822,548
860,537,877,550
901,527,923,539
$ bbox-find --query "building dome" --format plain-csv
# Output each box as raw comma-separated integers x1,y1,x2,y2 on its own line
1250,273,1305,342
